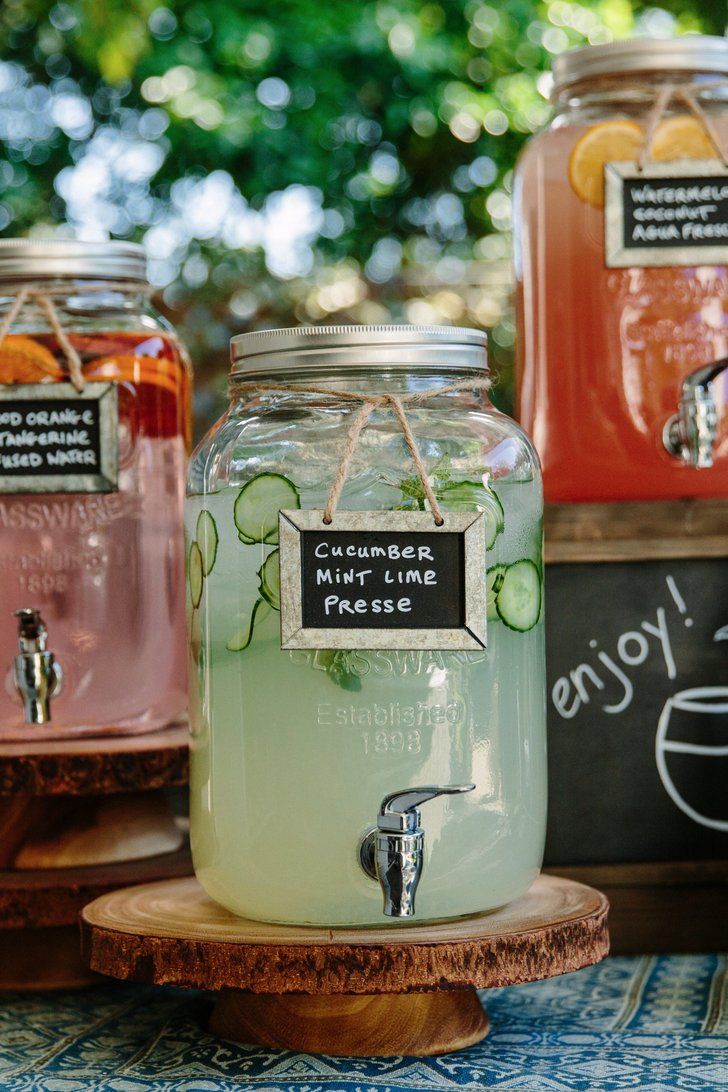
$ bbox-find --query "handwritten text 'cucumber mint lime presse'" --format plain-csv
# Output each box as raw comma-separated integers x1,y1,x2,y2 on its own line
313,538,438,618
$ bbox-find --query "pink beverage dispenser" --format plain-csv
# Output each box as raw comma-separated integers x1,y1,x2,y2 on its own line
0,240,190,739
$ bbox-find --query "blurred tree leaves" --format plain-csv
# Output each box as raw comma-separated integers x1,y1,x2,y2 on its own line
0,0,723,428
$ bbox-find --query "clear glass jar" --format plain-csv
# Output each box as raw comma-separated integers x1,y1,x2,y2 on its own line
515,37,728,502
0,240,190,739
186,325,546,927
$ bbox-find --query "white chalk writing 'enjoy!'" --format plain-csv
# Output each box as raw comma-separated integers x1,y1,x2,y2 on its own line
552,573,728,832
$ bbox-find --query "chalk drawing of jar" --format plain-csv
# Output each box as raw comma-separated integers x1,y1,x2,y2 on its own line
655,686,728,832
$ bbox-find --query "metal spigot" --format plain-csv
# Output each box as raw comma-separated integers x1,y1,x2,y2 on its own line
663,356,728,469
359,784,475,918
12,609,62,725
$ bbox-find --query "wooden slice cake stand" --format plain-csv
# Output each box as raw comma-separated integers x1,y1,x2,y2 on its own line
82,873,609,1057
0,726,191,990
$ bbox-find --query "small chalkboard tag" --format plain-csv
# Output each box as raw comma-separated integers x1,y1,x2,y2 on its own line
0,381,119,494
604,159,728,268
278,509,487,651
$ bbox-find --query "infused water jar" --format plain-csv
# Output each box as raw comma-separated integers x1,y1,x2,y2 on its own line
515,37,728,502
187,325,546,926
0,239,190,738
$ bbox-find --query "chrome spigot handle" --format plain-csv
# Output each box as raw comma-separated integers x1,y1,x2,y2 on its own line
359,783,475,918
664,356,728,469
12,609,62,725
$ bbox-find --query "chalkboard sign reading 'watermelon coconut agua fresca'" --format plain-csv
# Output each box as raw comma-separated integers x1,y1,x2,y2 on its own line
604,160,728,268
185,325,546,928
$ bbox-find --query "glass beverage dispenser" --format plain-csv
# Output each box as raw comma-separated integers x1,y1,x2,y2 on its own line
0,239,189,739
515,37,728,502
187,325,546,926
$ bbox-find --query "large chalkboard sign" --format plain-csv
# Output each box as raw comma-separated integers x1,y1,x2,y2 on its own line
605,159,728,268
545,556,728,866
0,382,118,494
278,509,486,651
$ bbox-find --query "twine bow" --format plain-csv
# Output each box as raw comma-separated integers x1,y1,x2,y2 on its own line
638,79,728,170
237,378,492,526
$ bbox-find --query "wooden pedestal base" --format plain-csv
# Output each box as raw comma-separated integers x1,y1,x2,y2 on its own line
0,926,100,991
210,989,489,1057
0,726,191,990
82,874,609,1057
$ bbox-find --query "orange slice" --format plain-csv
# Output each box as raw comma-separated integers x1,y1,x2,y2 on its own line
651,115,716,161
83,354,180,396
568,120,645,208
0,335,63,384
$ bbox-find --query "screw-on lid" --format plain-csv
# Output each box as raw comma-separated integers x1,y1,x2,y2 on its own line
552,35,728,95
0,239,148,284
230,324,488,376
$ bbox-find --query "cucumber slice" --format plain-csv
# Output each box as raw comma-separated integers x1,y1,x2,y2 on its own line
188,541,204,609
227,597,272,652
437,480,504,548
482,490,505,550
234,473,300,545
486,564,506,622
196,509,218,576
258,549,281,611
189,605,201,665
496,560,542,633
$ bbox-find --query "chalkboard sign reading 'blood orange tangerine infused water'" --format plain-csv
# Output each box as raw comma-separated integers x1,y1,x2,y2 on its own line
0,382,118,494
278,509,488,651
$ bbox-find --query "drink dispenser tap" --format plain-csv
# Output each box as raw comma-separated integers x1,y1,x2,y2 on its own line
12,609,62,725
359,784,475,918
663,356,728,469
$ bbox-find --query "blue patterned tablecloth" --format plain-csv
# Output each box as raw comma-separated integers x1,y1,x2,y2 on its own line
0,955,726,1091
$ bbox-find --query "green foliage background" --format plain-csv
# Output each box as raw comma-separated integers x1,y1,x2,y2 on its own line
0,0,724,429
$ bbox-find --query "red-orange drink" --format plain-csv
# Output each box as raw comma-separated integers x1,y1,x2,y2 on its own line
515,38,728,502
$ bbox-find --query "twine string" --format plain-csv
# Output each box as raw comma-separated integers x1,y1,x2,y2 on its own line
638,79,728,170
0,286,86,392
237,377,492,526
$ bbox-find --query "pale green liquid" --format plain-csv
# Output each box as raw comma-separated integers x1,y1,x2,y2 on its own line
187,478,546,926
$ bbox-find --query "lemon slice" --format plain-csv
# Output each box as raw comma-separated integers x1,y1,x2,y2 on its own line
568,120,645,208
651,115,716,161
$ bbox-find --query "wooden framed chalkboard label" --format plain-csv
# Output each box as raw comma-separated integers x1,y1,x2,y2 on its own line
278,509,487,651
604,159,728,268
0,382,118,494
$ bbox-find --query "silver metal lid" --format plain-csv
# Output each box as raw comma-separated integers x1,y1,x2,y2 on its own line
230,324,488,376
0,239,148,284
552,36,728,95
